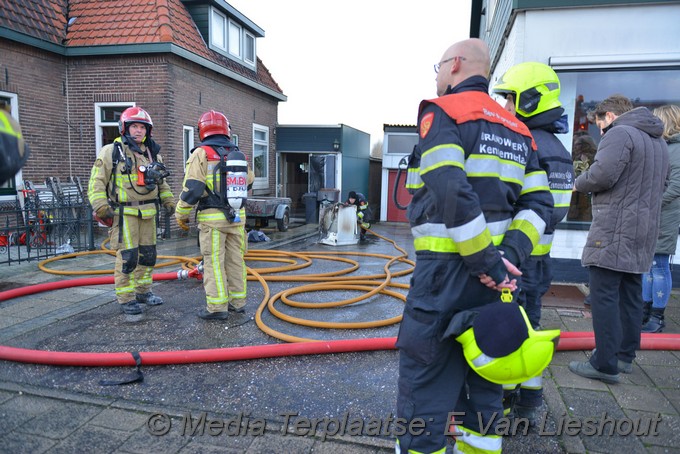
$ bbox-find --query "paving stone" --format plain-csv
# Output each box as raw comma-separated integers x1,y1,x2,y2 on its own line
611,384,677,415
645,366,680,389
89,407,150,432
18,401,103,439
0,393,59,414
119,417,190,453
0,430,57,454
630,410,680,451
551,364,609,391
47,425,131,453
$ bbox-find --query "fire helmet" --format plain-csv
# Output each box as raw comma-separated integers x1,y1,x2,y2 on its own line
198,110,230,140
492,62,562,118
455,302,560,384
118,106,153,135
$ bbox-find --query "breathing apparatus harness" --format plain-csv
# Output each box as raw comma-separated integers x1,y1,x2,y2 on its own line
106,134,169,241
196,140,249,224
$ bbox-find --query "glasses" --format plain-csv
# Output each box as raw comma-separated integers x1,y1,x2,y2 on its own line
434,56,466,73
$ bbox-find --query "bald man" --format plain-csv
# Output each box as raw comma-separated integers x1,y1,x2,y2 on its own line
397,39,553,453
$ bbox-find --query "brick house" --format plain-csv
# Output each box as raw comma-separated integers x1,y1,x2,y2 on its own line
0,0,286,203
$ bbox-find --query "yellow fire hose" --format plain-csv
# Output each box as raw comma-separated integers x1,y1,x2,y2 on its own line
37,229,413,342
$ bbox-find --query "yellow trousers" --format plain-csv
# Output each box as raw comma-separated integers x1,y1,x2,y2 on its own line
198,222,247,312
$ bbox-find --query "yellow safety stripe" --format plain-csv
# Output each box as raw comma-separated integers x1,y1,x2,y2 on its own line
206,228,228,305
530,233,554,256
197,208,246,223
88,164,108,205
420,144,465,175
520,171,550,195
405,167,423,190
176,205,193,216
0,111,21,138
412,223,497,255
465,154,525,185
138,266,153,286
508,209,545,248
453,426,502,454
395,439,446,454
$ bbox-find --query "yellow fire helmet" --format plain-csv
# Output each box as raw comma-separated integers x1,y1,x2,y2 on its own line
455,301,560,385
492,61,562,118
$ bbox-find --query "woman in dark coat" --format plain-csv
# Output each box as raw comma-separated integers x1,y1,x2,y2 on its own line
642,105,680,332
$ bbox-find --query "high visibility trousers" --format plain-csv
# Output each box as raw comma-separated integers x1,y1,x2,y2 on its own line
396,257,503,453
110,214,157,304
198,222,247,312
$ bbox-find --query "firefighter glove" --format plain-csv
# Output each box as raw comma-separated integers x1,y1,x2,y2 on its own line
176,216,190,231
162,200,176,216
95,205,115,219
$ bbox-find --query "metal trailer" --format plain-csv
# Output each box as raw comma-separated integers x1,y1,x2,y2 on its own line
245,197,292,232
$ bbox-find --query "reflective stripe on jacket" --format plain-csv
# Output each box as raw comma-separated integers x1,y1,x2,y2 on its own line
88,137,173,219
407,87,553,275
177,145,254,226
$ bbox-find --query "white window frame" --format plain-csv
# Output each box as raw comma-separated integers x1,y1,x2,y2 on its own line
94,102,134,157
210,8,227,51
244,31,255,64
183,126,195,168
208,7,256,69
252,124,269,190
0,91,20,199
228,20,241,58
231,134,239,147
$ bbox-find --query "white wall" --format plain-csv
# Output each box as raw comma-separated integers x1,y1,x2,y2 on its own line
489,3,680,262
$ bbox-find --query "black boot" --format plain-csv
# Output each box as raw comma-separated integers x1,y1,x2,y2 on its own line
642,301,652,325
641,308,665,333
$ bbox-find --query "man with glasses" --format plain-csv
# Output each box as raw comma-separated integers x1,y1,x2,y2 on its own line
569,95,668,384
396,39,552,453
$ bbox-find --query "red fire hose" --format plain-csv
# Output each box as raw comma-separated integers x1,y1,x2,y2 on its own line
1,277,679,367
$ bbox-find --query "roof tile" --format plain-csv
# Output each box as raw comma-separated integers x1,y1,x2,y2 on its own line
0,0,283,95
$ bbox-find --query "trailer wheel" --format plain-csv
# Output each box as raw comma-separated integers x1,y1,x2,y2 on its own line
277,207,290,232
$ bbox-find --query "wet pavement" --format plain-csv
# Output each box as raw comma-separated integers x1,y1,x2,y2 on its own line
0,221,679,453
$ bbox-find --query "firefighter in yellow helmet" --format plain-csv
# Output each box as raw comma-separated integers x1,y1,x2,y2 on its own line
493,61,574,425
395,39,553,454
88,106,175,317
175,111,254,320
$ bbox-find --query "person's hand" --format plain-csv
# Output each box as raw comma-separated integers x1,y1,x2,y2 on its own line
162,200,176,216
95,205,115,219
478,257,522,292
175,214,190,231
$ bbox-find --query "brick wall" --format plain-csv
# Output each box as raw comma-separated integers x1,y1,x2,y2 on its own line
0,39,280,200
0,41,67,185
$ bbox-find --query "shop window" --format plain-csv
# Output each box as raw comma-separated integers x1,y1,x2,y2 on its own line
558,68,680,224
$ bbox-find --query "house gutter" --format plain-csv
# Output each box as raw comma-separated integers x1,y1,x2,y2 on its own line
0,28,286,102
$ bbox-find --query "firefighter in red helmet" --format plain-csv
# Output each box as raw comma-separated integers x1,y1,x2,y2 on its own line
88,106,175,317
175,110,255,320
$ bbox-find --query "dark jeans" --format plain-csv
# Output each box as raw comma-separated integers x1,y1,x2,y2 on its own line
517,255,552,329
588,266,643,374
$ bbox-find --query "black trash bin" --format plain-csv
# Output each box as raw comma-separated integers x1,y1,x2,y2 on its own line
302,192,318,224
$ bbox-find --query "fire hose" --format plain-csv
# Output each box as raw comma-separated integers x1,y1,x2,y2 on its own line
1,231,679,369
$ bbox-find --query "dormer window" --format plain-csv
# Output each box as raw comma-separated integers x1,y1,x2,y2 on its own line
210,7,256,68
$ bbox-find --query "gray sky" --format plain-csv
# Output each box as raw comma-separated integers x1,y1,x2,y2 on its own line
227,1,472,146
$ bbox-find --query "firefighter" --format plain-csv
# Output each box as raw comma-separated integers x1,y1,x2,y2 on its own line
396,39,553,453
175,110,254,320
492,62,574,425
0,104,30,186
88,106,175,316
345,191,371,241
